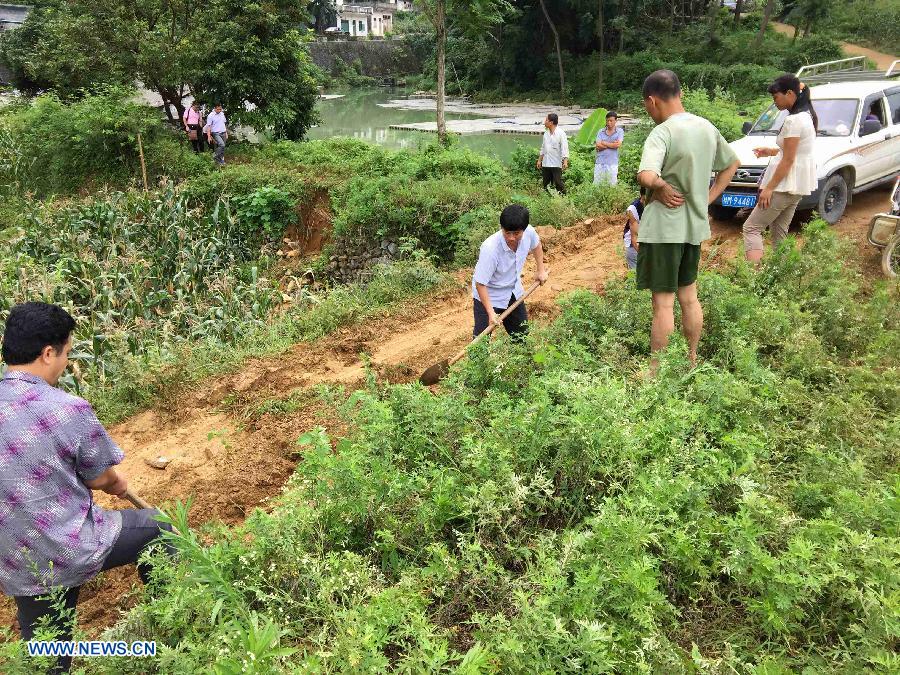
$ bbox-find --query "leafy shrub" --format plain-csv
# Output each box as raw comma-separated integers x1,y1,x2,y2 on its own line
332,175,513,260
570,181,634,216
522,190,581,228
781,34,846,73
818,0,900,51
0,87,209,196
451,206,501,266
180,161,310,208
682,87,765,142
231,186,298,243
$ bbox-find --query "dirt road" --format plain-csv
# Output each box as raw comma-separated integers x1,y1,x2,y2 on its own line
1,183,894,637
771,23,898,71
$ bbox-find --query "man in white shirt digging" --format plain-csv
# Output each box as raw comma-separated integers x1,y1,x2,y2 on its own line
472,204,549,341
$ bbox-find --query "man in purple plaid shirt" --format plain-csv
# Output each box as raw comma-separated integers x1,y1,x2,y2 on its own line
1,303,173,672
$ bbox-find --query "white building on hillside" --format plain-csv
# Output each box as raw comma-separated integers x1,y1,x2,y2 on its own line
335,0,399,37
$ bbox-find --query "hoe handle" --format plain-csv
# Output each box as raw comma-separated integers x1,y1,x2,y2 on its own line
123,489,153,510
449,280,543,367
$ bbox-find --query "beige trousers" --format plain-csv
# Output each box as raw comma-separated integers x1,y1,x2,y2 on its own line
743,192,803,251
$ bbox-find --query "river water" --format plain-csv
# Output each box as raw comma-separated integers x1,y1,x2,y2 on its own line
305,88,537,163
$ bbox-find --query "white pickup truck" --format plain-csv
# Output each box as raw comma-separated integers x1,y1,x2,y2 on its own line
711,58,900,224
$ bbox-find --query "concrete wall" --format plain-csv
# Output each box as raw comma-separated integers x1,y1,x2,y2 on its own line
0,3,31,84
307,39,420,79
0,3,29,27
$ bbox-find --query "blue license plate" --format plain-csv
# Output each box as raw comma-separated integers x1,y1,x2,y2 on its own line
721,193,757,208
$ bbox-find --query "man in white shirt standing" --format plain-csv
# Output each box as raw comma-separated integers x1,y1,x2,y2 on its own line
472,204,549,341
536,113,569,194
204,103,228,166
594,111,624,185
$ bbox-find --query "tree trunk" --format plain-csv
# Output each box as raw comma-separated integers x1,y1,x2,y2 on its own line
752,0,776,48
733,0,743,26
498,23,506,97
156,88,176,124
597,0,604,98
792,22,800,43
435,0,447,144
159,87,186,126
537,0,565,96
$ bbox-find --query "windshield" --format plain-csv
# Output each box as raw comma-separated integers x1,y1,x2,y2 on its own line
748,99,860,137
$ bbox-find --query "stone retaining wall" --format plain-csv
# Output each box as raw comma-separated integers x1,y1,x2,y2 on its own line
308,39,420,78
326,238,401,284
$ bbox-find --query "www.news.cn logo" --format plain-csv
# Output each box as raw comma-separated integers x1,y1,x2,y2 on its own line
27,640,157,658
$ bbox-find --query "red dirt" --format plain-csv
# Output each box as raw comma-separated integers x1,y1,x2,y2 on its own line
1,187,893,639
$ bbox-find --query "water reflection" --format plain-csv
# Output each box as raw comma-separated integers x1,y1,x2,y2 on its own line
306,87,533,162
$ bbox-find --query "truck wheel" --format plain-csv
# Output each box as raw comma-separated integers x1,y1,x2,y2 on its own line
818,173,849,224
709,204,739,221
882,235,899,278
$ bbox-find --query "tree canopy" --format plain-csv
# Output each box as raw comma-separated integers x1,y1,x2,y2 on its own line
0,0,320,140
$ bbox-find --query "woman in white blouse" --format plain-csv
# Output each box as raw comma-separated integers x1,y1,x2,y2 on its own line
743,74,817,262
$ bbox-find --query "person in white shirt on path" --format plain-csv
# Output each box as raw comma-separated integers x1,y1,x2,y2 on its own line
472,204,549,340
536,113,569,194
743,74,817,262
204,104,228,166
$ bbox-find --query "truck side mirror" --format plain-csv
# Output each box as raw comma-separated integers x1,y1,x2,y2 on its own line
742,121,753,135
861,119,883,136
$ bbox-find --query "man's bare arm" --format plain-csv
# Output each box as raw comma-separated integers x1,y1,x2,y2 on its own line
476,282,498,328
628,212,640,250
531,243,548,283
638,170,684,208
708,160,740,205
84,467,128,498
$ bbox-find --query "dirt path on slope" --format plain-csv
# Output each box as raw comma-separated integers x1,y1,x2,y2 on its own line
3,184,893,638
771,22,899,70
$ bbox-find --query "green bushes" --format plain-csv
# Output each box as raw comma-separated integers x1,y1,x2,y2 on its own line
332,175,513,259
181,161,310,207
682,87,767,142
818,0,900,52
442,21,843,107
47,219,897,672
231,186,299,243
0,88,209,196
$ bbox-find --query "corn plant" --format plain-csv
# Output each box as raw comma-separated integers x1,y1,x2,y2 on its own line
0,188,280,386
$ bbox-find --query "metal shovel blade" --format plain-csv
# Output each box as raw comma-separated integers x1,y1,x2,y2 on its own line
419,359,450,386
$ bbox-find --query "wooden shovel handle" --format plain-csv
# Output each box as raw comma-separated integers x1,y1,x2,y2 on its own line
123,488,153,510
448,280,543,367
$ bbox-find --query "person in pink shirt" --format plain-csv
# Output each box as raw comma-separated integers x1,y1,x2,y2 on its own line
182,101,205,153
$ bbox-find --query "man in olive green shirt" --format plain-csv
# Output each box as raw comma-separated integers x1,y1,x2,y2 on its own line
636,69,739,368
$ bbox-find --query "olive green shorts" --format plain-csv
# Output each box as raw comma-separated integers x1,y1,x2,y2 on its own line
636,243,701,292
